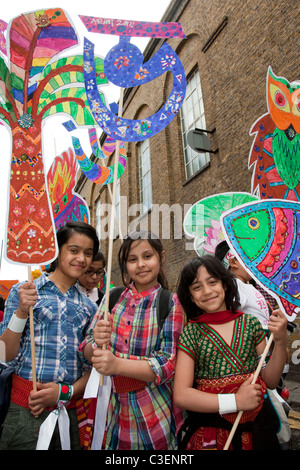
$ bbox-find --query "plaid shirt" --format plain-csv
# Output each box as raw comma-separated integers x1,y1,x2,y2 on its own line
80,283,185,450
0,274,97,384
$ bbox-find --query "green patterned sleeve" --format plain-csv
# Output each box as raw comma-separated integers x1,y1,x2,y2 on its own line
251,316,267,347
177,322,197,360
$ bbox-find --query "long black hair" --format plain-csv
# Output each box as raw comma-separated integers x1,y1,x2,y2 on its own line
177,255,240,320
118,230,168,289
48,222,99,272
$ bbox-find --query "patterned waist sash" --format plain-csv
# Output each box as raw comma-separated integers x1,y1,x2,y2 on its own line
113,375,147,393
196,373,266,423
11,374,76,410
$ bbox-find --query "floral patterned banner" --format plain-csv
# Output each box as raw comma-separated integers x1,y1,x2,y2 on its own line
82,36,186,142
79,16,186,38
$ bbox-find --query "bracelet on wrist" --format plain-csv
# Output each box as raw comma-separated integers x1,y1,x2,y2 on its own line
7,312,28,333
218,393,237,415
57,383,74,405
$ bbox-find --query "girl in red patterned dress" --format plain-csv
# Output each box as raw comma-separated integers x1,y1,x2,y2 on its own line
174,255,287,450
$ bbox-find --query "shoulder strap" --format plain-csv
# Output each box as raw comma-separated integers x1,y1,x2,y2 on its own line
109,287,126,312
157,288,173,330
108,286,173,330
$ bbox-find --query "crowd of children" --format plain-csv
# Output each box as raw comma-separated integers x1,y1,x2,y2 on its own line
0,224,290,450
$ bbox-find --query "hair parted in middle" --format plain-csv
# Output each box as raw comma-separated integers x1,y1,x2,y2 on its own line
118,230,168,289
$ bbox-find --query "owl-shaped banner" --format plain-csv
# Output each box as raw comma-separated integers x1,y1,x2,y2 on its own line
249,67,300,201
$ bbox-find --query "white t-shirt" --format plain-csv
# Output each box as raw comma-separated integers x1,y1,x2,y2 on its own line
236,278,270,329
78,284,99,303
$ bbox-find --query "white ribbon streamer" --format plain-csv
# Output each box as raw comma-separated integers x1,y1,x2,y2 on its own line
84,367,112,450
36,404,70,450
84,366,101,398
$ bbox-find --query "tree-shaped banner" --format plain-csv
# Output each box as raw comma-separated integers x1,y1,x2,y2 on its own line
0,8,108,265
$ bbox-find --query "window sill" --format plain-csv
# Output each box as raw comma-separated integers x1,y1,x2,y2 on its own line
182,162,210,186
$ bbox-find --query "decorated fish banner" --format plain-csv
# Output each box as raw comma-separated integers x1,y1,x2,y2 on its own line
249,67,300,201
184,192,258,256
220,198,300,321
0,8,108,266
80,16,187,142
47,147,90,230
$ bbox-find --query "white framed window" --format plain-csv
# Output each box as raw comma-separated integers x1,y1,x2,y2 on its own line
138,138,152,213
180,69,210,179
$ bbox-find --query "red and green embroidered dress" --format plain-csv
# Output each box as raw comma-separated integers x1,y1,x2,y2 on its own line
177,310,268,450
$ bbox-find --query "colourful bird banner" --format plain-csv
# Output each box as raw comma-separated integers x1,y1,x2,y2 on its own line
220,198,300,322
248,67,300,201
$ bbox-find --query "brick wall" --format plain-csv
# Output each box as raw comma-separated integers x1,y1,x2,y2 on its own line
76,0,300,350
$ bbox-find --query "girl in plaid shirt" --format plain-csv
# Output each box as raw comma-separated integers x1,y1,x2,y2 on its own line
0,222,99,450
81,231,185,450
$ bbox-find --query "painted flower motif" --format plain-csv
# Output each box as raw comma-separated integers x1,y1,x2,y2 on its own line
13,206,22,216
28,123,37,133
165,93,183,113
84,42,93,56
91,101,106,115
201,219,224,253
18,114,34,129
27,229,36,238
11,220,20,228
83,61,93,74
96,72,106,80
26,146,35,155
87,79,95,90
92,105,110,125
35,14,51,28
135,67,149,80
14,139,23,149
114,56,130,69
26,204,36,214
38,208,47,218
133,120,152,136
160,54,176,69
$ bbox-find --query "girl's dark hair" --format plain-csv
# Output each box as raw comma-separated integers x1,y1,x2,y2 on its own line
49,222,99,272
93,250,106,268
177,255,240,320
215,240,230,264
118,230,168,289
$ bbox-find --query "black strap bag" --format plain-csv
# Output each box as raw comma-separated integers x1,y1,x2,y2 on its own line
0,365,13,427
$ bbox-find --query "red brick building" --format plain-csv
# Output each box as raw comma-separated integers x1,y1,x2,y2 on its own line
76,0,300,297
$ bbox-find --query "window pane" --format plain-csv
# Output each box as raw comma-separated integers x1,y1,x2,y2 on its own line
138,139,152,214
180,70,210,179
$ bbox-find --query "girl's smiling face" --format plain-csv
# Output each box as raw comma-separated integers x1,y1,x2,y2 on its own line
189,265,227,314
126,239,165,292
56,232,94,282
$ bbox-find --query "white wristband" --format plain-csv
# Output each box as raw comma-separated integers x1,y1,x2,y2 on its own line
8,313,28,333
218,393,237,415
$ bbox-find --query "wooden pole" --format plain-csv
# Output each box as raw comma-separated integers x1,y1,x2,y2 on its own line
223,333,274,450
99,88,124,385
94,128,123,242
27,266,37,392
